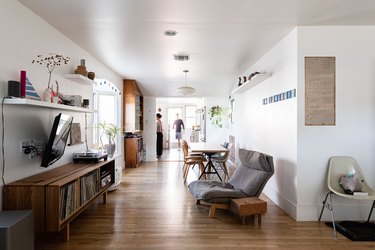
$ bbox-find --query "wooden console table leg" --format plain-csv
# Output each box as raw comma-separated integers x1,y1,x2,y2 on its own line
241,216,246,225
103,191,107,204
257,214,262,225
63,223,70,241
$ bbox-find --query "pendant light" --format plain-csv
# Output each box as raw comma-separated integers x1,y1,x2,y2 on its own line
177,69,195,95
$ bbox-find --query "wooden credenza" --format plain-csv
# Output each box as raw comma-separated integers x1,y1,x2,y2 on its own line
2,159,115,241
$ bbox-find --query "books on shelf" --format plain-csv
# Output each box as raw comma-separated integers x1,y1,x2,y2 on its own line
80,170,99,205
353,191,369,196
60,182,77,220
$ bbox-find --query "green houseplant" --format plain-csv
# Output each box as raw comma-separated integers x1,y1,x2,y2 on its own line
98,122,122,157
209,105,223,128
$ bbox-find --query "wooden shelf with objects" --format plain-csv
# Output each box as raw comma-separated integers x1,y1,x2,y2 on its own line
3,98,93,113
63,74,95,85
123,79,143,132
123,79,144,168
231,73,272,95
2,159,115,241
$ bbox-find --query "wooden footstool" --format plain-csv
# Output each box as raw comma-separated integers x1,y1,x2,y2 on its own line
230,197,267,225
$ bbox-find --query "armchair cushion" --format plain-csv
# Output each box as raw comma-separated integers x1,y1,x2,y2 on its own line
228,149,274,196
228,166,270,196
188,180,247,203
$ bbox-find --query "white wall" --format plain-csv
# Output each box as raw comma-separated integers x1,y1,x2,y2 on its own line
297,26,375,221
231,29,298,219
0,0,123,209
143,96,156,161
205,97,230,144
234,26,375,221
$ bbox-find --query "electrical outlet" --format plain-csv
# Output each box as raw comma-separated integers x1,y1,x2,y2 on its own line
20,140,30,153
20,140,45,158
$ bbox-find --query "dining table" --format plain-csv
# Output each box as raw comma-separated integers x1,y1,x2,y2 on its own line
189,142,229,181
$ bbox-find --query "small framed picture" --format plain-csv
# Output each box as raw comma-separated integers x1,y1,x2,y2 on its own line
69,123,82,145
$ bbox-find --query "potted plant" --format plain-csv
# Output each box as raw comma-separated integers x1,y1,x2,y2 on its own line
98,122,122,157
209,105,223,128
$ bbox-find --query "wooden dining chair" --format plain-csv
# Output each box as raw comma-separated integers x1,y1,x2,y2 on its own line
211,143,231,182
182,140,206,184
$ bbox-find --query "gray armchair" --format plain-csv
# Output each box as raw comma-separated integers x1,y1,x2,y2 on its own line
188,148,274,217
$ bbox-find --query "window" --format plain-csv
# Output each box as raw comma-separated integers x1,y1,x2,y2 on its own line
185,105,197,129
93,80,121,149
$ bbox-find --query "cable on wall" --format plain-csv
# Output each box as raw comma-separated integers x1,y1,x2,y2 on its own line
1,97,11,186
85,112,89,152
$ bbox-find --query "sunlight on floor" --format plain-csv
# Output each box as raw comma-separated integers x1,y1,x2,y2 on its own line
157,148,184,162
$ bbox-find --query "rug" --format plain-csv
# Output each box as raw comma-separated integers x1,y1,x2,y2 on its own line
326,221,375,241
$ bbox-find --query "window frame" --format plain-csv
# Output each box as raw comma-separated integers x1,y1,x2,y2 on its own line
93,83,121,149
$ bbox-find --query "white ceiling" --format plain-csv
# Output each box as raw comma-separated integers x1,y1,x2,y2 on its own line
19,0,375,97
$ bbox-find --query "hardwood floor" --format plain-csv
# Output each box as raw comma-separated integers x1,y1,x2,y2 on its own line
36,152,374,249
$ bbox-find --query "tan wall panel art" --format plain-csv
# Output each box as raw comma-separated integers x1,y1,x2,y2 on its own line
305,57,336,126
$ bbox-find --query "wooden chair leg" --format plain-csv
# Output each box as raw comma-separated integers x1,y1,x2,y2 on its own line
183,164,190,184
199,163,206,180
208,203,230,218
182,163,187,180
222,162,229,182
209,205,217,218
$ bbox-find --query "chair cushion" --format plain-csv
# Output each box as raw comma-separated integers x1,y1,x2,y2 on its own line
237,148,274,172
228,166,270,196
188,180,247,203
228,148,274,196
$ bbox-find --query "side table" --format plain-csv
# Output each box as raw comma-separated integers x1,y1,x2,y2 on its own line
230,197,267,224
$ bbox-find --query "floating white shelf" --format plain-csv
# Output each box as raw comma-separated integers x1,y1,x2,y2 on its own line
63,74,95,85
3,98,93,113
231,73,272,95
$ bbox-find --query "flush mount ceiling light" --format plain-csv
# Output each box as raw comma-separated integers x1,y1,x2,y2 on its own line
164,30,177,36
177,69,195,95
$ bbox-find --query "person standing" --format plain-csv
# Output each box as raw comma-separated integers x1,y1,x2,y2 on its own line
156,113,163,157
173,113,185,149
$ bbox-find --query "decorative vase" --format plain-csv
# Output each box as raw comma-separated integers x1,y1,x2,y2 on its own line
87,71,95,80
43,88,52,103
104,144,116,158
52,96,59,104
74,66,88,77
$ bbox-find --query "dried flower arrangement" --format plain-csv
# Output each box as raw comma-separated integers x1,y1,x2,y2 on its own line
32,53,70,89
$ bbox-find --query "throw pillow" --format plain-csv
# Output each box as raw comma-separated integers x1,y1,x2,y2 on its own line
340,174,363,195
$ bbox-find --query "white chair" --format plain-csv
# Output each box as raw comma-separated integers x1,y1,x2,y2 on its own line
318,156,375,238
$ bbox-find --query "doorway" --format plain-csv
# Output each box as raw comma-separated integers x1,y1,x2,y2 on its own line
168,107,183,149
155,97,206,155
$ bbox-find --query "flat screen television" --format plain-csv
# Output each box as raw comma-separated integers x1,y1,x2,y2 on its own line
41,113,73,167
